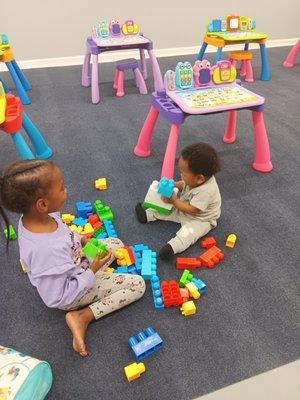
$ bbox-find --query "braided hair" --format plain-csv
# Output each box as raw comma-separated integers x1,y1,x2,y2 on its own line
0,159,55,249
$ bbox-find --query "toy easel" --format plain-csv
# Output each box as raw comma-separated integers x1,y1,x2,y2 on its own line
0,83,52,159
0,34,32,105
134,60,272,178
283,39,300,68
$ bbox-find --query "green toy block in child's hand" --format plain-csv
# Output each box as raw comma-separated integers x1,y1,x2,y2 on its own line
3,225,17,240
82,238,107,259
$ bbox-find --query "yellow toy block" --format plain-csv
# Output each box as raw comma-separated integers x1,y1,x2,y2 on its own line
226,233,237,248
124,362,145,382
185,282,201,300
95,178,107,190
82,223,94,235
61,213,75,224
104,267,114,273
69,225,83,234
115,248,132,266
180,300,196,316
0,82,6,124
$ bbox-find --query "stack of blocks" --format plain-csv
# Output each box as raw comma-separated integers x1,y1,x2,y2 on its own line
143,177,179,215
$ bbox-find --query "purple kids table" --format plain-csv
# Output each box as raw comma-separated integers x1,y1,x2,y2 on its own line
134,61,273,179
82,34,163,104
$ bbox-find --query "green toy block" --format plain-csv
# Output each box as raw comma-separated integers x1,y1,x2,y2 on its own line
4,225,17,240
93,225,106,238
179,269,193,288
94,200,114,222
82,239,107,259
142,201,172,215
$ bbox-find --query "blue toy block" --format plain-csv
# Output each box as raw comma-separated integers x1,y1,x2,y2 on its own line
72,217,87,227
132,244,149,254
157,177,174,198
141,250,157,280
191,278,207,295
128,327,163,361
150,276,164,310
127,265,138,275
131,244,149,274
114,266,128,274
103,219,117,238
76,201,93,219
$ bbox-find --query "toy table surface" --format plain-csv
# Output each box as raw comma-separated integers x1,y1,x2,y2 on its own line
92,34,150,48
207,31,267,42
166,83,264,115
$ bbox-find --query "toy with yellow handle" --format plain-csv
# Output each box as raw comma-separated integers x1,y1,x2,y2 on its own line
212,60,236,84
122,20,139,35
0,82,7,124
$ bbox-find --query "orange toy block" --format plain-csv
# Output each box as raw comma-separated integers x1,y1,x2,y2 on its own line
200,236,216,249
199,245,224,268
124,245,135,264
88,214,100,226
176,257,202,270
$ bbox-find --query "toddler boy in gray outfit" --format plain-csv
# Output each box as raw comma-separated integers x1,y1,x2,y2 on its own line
135,142,222,260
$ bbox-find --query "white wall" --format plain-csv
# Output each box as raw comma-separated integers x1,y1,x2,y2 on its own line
1,0,299,61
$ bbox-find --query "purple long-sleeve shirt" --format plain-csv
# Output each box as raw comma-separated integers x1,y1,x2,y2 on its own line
18,213,95,308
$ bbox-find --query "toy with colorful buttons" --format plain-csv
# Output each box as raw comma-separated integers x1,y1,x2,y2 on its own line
206,15,256,34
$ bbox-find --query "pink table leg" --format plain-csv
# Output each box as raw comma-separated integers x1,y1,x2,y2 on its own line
91,54,100,104
223,110,237,143
161,124,180,179
139,49,148,80
82,51,91,87
283,39,300,68
134,106,159,157
147,49,164,92
251,111,273,172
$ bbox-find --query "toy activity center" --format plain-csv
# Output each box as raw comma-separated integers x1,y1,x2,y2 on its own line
0,4,299,400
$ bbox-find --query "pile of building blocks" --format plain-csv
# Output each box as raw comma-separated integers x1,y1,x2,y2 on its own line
176,236,226,270
143,177,179,215
124,326,163,382
3,224,17,240
62,199,117,240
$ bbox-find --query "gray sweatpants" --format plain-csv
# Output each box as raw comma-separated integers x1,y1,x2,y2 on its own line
146,208,216,254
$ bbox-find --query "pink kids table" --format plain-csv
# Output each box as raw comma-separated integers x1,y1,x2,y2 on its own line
81,20,164,104
134,60,273,178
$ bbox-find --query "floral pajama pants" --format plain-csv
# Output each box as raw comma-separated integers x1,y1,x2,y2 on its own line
63,238,146,319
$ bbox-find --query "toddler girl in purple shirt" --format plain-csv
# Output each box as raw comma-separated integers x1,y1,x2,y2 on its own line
0,160,145,357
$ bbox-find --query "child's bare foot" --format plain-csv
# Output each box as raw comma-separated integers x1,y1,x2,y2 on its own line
65,308,94,357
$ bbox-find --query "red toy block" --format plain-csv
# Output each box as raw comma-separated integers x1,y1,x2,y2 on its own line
161,280,183,307
200,236,217,249
124,245,135,264
176,257,202,270
199,245,224,268
88,214,99,226
1,94,23,134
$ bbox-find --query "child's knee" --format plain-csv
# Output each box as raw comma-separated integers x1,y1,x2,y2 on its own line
133,275,146,297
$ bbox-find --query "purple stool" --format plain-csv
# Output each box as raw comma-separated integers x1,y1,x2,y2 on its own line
113,58,147,97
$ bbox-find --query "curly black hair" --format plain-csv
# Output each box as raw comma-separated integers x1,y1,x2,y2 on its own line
181,142,221,177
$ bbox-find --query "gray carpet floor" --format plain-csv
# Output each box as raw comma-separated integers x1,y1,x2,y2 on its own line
0,46,299,400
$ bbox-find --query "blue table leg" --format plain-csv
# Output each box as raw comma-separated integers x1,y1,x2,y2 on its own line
0,78,10,93
11,131,35,159
11,60,32,90
214,47,223,64
6,62,31,105
22,112,53,159
259,43,270,81
244,43,249,51
197,42,208,60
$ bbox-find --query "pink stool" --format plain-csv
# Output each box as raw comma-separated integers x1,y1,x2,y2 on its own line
283,39,300,68
229,51,254,83
113,58,147,97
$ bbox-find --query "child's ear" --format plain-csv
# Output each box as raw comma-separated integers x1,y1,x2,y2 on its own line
35,197,49,213
197,174,206,184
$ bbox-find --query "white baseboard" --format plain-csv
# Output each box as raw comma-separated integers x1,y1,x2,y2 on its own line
0,38,297,71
